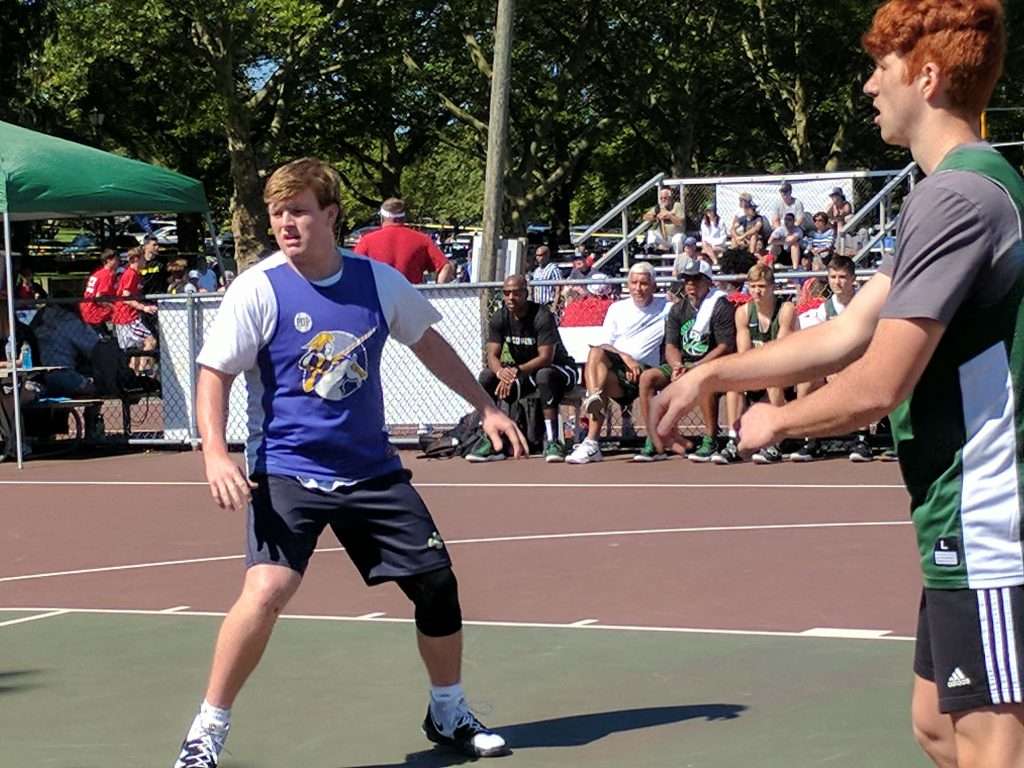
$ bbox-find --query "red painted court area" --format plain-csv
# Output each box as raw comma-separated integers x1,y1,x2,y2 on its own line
0,449,921,638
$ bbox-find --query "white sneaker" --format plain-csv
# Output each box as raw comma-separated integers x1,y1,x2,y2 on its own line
174,714,228,768
566,439,603,464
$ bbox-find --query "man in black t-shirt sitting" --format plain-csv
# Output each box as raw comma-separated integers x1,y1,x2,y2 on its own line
469,275,579,463
633,259,736,463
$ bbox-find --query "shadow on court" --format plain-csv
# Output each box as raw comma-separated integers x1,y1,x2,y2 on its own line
341,704,746,767
0,669,43,695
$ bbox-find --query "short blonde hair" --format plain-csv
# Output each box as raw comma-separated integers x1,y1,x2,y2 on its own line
747,264,775,284
264,157,343,211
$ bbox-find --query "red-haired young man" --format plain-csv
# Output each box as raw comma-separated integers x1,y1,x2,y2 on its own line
649,3,1023,765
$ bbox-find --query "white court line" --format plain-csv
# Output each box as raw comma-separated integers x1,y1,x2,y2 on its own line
0,519,910,585
355,612,386,619
0,606,915,643
801,627,892,639
0,479,906,490
0,609,69,628
160,605,191,613
571,618,599,626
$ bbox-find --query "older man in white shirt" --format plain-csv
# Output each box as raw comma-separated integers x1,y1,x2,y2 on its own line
567,262,668,464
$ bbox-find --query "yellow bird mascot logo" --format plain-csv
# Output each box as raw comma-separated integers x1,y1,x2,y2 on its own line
298,327,376,401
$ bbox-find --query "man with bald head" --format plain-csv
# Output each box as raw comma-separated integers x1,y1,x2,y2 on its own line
471,274,578,462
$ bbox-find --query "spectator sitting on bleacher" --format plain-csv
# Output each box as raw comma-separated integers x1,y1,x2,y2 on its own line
559,273,615,327
564,251,593,303
700,205,728,264
633,258,736,462
826,187,853,230
32,304,100,396
80,248,119,335
112,248,158,373
769,181,807,230
768,212,805,269
567,262,667,464
712,264,795,465
469,274,579,464
672,237,702,278
643,187,685,254
789,255,861,462
730,193,765,253
806,212,836,262
530,245,562,311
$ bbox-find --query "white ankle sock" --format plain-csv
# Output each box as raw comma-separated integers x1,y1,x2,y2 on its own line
199,700,231,733
430,683,465,734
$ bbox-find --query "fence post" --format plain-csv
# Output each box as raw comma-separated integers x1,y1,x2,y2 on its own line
186,292,199,448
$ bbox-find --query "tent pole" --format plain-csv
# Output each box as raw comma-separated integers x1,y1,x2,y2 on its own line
2,213,24,468
203,213,225,279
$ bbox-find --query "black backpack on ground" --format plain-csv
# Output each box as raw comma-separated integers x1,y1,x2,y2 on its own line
418,411,486,459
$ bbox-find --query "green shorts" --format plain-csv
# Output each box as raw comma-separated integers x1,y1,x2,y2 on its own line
607,352,649,404
658,361,698,378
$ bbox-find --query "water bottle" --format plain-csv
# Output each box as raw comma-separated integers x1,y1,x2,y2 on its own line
19,342,32,369
4,337,14,366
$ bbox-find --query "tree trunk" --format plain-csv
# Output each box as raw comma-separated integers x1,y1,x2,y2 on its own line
224,103,270,270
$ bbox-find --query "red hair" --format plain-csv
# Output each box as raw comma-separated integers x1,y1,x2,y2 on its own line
862,0,1005,114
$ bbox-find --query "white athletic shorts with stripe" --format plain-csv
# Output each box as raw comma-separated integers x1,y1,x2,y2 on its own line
114,318,153,350
914,586,1024,713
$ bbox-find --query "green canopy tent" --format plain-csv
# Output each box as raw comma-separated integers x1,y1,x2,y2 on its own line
0,120,216,467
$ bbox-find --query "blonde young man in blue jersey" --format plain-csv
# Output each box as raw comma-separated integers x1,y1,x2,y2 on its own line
172,158,526,767
649,2,1024,766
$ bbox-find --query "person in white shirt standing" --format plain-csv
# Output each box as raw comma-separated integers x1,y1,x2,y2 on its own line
172,157,525,768
567,262,668,464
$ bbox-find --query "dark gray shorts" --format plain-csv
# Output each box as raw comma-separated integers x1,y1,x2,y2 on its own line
246,470,451,585
914,586,1024,713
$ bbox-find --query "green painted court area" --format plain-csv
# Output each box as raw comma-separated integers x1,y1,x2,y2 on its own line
1,611,929,767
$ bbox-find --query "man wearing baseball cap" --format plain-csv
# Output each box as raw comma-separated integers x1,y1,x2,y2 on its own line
672,237,701,278
633,257,735,462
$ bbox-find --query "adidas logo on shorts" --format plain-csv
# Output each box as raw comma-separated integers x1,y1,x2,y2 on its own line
947,667,972,689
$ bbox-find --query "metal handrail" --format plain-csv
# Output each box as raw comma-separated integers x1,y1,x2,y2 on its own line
663,168,899,186
589,220,652,272
838,160,917,238
571,172,664,245
852,217,899,264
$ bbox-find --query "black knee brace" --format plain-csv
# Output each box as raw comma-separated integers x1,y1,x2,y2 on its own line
397,567,463,637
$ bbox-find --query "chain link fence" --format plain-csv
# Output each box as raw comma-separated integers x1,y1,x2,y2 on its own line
10,262,890,457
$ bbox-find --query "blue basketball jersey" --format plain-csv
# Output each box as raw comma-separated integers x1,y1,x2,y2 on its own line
254,254,401,482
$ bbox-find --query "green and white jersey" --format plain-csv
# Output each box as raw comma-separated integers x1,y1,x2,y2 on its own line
879,144,1024,589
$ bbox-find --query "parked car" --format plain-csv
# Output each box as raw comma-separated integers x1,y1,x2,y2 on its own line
152,225,178,246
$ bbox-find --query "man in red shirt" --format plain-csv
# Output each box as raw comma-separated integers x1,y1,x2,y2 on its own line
354,197,454,284
112,248,157,371
80,248,119,334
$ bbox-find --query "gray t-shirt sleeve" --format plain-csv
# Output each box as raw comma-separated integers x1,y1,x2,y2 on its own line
879,179,995,326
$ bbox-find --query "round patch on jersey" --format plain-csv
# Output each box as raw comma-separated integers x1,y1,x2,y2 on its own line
293,312,313,333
